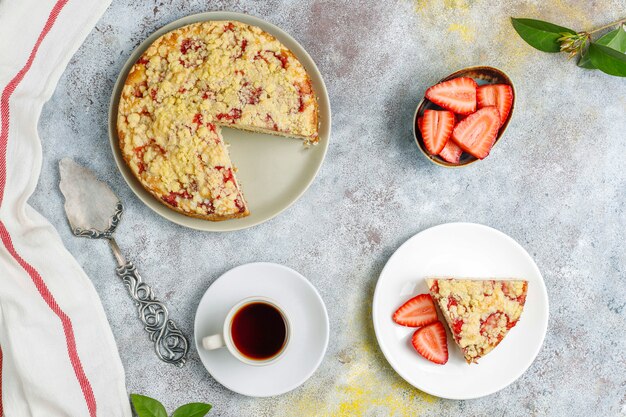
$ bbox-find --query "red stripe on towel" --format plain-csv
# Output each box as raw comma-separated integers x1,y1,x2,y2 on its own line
0,345,3,416
0,1,97,416
0,222,97,416
0,0,67,204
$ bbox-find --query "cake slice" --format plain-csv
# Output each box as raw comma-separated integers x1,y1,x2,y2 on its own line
426,278,528,364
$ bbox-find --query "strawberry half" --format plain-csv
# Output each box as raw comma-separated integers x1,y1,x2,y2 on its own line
412,321,449,365
425,77,477,115
418,109,455,155
477,84,513,126
438,138,463,164
451,106,500,159
392,294,437,327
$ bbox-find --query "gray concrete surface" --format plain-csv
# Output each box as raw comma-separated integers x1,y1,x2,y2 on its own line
34,0,625,416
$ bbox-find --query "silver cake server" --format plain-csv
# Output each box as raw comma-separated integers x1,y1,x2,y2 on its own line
58,158,188,367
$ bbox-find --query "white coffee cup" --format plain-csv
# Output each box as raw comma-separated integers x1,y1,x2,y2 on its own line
202,296,291,366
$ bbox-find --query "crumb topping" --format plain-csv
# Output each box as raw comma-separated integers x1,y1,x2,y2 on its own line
427,278,528,363
118,20,318,219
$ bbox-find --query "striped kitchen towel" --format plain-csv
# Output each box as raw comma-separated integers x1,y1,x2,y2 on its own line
0,0,131,415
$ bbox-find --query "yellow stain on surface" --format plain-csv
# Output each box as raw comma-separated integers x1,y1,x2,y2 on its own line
274,340,436,417
333,344,437,417
270,286,438,417
551,0,592,29
414,0,470,13
448,23,476,42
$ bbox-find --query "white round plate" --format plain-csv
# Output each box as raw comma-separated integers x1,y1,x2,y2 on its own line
194,263,329,397
372,223,549,400
108,12,331,231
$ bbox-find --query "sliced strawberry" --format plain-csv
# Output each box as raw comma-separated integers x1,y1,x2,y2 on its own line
451,106,500,159
438,138,463,164
392,294,437,327
411,321,448,365
477,84,513,126
425,77,477,115
418,109,455,155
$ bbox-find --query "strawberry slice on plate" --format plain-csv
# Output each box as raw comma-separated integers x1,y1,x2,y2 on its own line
451,106,500,159
477,84,513,126
392,294,438,327
418,109,455,155
438,138,463,164
425,77,477,115
412,321,449,365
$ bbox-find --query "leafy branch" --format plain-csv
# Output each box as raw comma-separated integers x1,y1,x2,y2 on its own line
511,17,626,77
130,394,212,417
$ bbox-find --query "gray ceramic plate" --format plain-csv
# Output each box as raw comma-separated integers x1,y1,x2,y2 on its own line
108,12,331,232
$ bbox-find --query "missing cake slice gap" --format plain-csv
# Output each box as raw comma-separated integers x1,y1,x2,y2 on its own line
426,278,528,364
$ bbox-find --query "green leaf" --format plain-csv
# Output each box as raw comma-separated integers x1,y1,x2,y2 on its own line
171,403,212,417
511,17,576,52
130,394,168,417
588,42,626,76
579,25,626,68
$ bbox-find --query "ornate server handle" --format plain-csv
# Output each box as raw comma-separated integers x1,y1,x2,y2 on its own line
111,240,188,367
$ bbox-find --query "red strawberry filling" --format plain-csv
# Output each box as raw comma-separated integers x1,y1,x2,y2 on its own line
133,81,147,98
134,146,146,174
134,140,165,174
265,114,278,131
253,50,289,69
198,200,215,214
216,108,242,122
294,81,311,113
180,38,202,55
480,312,509,342
452,318,464,336
202,90,216,100
239,82,263,105
161,188,191,208
235,197,246,213
502,282,528,304
271,51,289,69
215,166,235,184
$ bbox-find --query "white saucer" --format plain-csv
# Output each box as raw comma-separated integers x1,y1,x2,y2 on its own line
372,223,549,400
194,263,329,397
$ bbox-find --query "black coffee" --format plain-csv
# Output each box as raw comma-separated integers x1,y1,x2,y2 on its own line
231,302,287,360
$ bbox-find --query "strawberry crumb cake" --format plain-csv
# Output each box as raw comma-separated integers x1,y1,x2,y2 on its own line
426,278,528,364
117,20,319,220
